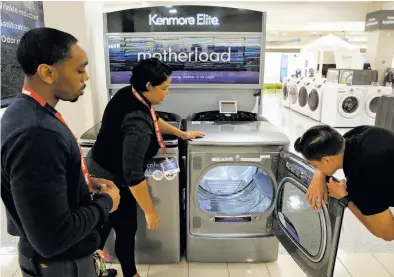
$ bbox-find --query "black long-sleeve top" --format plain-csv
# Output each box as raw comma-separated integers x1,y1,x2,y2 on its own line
91,85,160,188
1,94,113,262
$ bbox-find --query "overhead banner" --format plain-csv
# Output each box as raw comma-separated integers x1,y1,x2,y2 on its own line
106,6,263,33
365,10,394,32
1,1,45,107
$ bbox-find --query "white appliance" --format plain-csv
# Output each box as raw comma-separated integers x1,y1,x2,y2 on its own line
293,80,311,115
282,77,293,108
289,78,307,112
297,80,314,116
320,84,365,128
307,79,327,122
363,85,393,126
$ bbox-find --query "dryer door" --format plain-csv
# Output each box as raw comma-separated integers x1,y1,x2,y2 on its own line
272,150,345,277
308,89,319,112
338,93,362,119
365,94,381,119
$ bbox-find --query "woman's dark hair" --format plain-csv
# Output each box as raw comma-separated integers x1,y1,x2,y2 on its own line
130,58,172,92
294,125,345,161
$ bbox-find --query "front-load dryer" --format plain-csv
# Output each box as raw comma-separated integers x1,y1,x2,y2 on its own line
297,82,312,116
184,111,345,273
320,84,364,128
363,86,393,126
282,77,291,108
289,79,305,112
307,79,327,122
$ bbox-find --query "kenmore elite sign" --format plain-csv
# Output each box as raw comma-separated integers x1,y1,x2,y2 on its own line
106,6,263,33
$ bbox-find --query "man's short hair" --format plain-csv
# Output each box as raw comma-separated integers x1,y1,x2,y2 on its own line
16,27,78,76
294,125,345,161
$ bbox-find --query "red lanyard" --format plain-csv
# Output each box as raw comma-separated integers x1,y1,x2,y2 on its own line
22,87,93,192
131,88,167,154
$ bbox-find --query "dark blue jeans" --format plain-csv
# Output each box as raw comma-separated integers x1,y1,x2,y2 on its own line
19,253,97,277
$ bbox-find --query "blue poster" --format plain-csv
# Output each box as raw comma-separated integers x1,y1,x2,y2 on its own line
279,54,289,83
1,1,45,106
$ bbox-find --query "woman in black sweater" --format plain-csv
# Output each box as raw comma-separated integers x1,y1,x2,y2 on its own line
87,58,204,277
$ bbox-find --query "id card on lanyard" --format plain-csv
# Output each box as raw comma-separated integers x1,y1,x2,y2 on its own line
131,88,180,176
21,87,94,192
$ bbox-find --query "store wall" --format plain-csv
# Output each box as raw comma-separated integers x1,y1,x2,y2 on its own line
42,1,96,137
366,31,394,84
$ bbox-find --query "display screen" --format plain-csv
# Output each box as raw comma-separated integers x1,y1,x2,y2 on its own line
1,1,45,106
108,36,261,85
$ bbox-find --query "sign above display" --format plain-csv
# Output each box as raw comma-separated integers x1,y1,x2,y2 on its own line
149,13,220,26
106,6,264,33
365,10,394,31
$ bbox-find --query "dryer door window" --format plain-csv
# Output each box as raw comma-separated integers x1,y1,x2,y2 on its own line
338,94,361,118
290,85,298,104
366,95,381,118
283,85,289,100
273,150,345,277
308,89,319,111
298,87,308,107
198,166,274,216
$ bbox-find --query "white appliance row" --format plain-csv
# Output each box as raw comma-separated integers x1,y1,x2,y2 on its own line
281,77,393,127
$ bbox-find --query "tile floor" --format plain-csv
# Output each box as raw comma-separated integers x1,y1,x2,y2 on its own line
1,94,394,277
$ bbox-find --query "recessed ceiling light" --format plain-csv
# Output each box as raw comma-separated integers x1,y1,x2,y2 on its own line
169,9,177,14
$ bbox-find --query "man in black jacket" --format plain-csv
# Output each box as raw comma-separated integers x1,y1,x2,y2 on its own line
1,28,120,276
294,125,394,241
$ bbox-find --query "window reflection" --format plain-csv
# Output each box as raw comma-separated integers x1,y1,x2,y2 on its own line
198,166,274,216
278,182,323,256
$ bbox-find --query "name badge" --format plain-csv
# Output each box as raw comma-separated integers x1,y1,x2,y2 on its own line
161,158,180,175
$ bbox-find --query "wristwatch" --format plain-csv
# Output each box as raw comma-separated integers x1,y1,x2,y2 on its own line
338,195,350,208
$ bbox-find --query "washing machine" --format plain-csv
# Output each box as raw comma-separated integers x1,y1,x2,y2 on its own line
307,79,327,122
363,85,393,126
184,108,345,277
79,111,182,264
320,84,365,128
282,77,292,108
297,81,312,116
289,79,305,112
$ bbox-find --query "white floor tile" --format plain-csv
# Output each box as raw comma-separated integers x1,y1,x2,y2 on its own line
110,262,150,277
227,263,270,277
0,255,19,277
12,270,22,277
372,253,394,275
148,259,188,277
338,252,392,277
189,262,228,277
265,255,307,277
333,259,351,277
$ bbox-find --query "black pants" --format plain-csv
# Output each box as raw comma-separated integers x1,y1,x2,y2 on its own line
19,252,97,277
86,154,138,277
